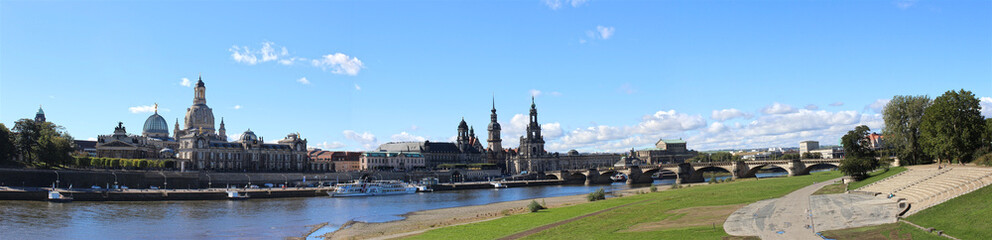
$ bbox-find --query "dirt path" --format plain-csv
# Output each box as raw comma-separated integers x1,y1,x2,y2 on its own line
496,199,653,240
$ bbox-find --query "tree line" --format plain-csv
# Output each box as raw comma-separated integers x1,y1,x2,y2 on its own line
842,89,992,179
0,119,75,168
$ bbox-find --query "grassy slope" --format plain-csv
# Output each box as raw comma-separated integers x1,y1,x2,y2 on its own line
847,167,907,190
812,182,846,195
905,184,992,240
821,222,945,240
407,171,842,240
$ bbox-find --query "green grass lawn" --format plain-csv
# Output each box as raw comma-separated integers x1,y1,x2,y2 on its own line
847,167,907,190
812,182,847,195
406,171,842,240
820,222,945,240
905,184,992,240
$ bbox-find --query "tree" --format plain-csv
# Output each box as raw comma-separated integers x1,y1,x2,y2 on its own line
882,95,932,165
779,153,800,160
0,123,15,165
801,152,822,159
10,119,75,167
840,125,880,179
920,89,985,164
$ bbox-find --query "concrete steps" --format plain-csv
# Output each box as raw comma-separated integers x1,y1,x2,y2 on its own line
853,165,992,216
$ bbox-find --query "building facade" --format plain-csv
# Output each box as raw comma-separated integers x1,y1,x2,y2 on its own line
360,152,425,171
309,150,362,172
635,139,696,164
376,118,485,169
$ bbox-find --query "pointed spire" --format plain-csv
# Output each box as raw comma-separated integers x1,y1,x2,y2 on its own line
492,94,496,111
531,96,536,108
154,103,158,114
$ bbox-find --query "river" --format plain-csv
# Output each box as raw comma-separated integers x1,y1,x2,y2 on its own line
0,171,793,239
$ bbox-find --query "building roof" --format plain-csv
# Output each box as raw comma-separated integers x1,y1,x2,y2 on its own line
143,113,169,134
658,139,686,144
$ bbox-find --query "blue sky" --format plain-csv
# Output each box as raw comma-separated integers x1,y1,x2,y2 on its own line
2,0,990,152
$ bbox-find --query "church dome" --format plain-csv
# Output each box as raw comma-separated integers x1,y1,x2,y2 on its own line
458,118,468,129
488,121,501,131
240,129,258,142
143,113,169,134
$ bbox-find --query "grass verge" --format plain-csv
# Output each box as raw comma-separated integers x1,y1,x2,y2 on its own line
820,222,945,240
905,184,992,240
847,166,906,190
405,171,842,240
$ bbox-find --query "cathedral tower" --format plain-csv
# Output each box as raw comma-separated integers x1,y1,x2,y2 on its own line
487,97,502,151
518,97,545,158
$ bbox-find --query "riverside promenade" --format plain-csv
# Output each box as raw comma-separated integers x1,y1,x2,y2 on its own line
0,186,333,201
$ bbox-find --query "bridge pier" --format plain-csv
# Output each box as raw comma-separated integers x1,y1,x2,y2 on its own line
788,159,808,176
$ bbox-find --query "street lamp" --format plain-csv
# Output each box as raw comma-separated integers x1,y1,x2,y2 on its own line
283,175,288,188
112,171,118,189
206,174,212,189
53,170,60,189
158,171,168,189
244,174,251,188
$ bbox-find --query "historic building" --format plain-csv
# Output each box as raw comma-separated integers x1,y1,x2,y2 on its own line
95,105,180,159
635,139,696,164
376,118,485,169
34,105,46,122
502,98,620,174
359,152,425,171
171,77,309,172
485,98,506,169
308,150,362,172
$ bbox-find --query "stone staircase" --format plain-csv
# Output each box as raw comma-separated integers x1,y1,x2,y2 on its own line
856,165,992,216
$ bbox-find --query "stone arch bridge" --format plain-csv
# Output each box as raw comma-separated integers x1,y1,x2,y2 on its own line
546,159,842,185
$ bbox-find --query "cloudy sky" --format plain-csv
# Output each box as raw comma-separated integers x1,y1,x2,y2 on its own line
1,1,990,153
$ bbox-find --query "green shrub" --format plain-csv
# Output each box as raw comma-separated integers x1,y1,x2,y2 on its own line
527,200,546,212
587,188,606,202
671,183,681,189
649,185,658,192
975,153,992,166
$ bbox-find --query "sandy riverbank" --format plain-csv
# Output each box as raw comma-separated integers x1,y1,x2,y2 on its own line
308,185,670,240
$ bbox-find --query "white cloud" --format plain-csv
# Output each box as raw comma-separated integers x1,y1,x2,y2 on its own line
230,42,363,75
537,99,886,152
980,97,992,118
314,141,346,150
529,89,542,97
229,45,258,65
297,77,310,85
829,102,844,107
805,104,819,110
354,84,362,91
410,125,420,131
180,78,191,87
343,130,378,150
391,132,427,142
761,102,798,115
711,108,751,121
866,99,890,113
312,53,364,76
129,105,157,114
233,105,242,110
86,137,97,141
596,25,615,39
570,0,587,7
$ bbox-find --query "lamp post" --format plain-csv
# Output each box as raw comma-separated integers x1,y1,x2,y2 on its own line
283,175,288,188
244,174,251,188
158,171,168,190
206,173,212,189
112,171,118,189
53,170,60,189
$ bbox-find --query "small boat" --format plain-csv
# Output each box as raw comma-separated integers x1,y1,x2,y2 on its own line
226,190,249,200
414,185,433,192
47,190,73,203
490,182,508,188
328,180,417,197
610,173,627,182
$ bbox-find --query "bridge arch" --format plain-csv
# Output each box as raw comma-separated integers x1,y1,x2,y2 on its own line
799,163,839,175
744,164,792,178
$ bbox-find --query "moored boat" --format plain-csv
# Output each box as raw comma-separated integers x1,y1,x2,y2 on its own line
47,190,73,203
328,180,417,197
226,190,249,200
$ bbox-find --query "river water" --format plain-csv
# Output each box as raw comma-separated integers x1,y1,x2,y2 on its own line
0,172,791,239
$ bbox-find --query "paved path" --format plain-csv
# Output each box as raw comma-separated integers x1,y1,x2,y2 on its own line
725,177,842,240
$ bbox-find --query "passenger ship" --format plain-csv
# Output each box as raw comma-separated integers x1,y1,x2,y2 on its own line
328,180,417,197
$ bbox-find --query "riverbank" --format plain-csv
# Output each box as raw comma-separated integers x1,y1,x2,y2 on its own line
312,185,667,240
